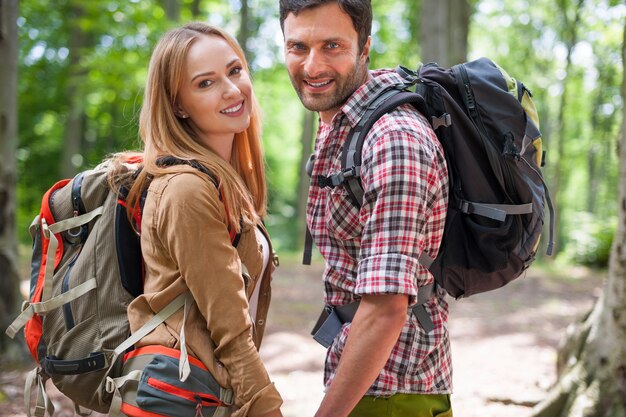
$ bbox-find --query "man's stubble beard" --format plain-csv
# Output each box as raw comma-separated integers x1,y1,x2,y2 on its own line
291,58,369,113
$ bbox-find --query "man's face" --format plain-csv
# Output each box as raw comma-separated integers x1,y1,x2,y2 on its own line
283,2,370,123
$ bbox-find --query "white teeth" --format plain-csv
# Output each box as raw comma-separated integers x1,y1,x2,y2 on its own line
221,102,243,114
309,80,331,87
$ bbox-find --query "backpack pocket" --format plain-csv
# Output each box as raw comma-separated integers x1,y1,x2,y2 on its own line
129,348,229,417
44,314,117,412
436,206,525,298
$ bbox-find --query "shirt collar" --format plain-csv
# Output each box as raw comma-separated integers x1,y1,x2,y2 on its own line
339,69,408,128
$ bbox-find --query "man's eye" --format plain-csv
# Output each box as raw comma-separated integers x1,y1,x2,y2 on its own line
291,43,306,51
326,42,339,49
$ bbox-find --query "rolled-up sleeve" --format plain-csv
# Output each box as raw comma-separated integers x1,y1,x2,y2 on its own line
156,173,282,416
356,125,445,306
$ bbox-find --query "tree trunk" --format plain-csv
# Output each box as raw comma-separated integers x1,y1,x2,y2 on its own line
586,88,603,213
238,0,250,62
296,110,316,248
190,0,201,18
420,0,470,67
529,20,626,417
0,0,23,360
60,3,88,179
162,0,180,21
549,0,585,254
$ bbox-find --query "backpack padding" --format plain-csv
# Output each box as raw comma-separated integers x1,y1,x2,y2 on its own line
71,172,89,244
115,203,143,298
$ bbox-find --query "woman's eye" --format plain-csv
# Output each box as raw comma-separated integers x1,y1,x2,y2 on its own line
199,79,213,88
230,67,242,76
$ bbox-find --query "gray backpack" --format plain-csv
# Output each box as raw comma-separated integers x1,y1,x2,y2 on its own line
6,156,238,416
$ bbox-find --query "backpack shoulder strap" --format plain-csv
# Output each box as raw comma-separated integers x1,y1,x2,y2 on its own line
155,156,242,246
70,172,89,243
340,88,429,208
156,156,219,188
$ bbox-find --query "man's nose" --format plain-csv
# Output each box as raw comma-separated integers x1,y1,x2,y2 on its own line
303,49,326,78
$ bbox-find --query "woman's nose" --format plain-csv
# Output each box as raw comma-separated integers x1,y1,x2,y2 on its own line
223,78,240,99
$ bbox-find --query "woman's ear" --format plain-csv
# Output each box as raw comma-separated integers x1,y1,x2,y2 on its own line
174,104,189,119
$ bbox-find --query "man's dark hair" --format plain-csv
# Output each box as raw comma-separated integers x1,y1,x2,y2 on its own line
279,0,372,54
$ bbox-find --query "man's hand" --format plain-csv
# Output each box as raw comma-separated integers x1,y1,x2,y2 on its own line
314,294,409,417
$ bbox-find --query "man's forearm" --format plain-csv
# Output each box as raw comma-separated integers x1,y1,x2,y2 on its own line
314,294,409,417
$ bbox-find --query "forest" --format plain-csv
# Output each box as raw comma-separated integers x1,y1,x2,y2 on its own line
0,0,625,416
3,0,623,257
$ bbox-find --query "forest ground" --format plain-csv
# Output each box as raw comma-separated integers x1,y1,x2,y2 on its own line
0,257,604,417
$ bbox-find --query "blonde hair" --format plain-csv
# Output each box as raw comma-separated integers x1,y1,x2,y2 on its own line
124,22,266,231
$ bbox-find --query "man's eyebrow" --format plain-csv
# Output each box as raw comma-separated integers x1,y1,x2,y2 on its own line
285,37,344,45
191,58,240,82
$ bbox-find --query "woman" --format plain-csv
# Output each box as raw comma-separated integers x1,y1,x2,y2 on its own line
117,22,283,417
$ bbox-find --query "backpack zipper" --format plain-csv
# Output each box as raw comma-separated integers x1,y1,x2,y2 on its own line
146,376,224,408
61,249,82,331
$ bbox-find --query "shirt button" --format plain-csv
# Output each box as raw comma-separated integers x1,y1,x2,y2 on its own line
257,320,264,326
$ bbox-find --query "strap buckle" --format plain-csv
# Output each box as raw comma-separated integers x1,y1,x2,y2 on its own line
396,65,420,86
317,166,360,189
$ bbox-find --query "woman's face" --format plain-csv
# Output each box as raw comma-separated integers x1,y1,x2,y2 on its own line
176,34,252,158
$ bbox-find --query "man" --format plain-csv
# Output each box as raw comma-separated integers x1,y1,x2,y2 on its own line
280,1,452,416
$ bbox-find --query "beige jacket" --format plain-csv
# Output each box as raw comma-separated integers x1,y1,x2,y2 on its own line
127,168,282,417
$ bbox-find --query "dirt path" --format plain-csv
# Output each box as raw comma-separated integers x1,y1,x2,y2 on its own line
0,261,603,417
261,260,603,417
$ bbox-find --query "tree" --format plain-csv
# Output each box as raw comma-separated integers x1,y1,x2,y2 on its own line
295,110,316,247
550,0,586,254
529,19,626,417
162,0,180,21
60,2,89,179
190,0,201,18
0,0,22,359
238,0,250,62
420,0,471,66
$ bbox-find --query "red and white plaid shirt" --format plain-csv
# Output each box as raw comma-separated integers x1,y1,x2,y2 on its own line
306,69,452,395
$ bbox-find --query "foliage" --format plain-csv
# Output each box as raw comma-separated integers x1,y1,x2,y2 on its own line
370,1,420,68
14,0,625,264
471,0,623,264
17,0,172,240
563,211,616,266
254,66,305,251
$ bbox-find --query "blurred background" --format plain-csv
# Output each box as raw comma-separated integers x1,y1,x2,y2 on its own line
8,0,624,260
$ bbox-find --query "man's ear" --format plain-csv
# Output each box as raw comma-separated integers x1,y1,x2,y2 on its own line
360,36,371,63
